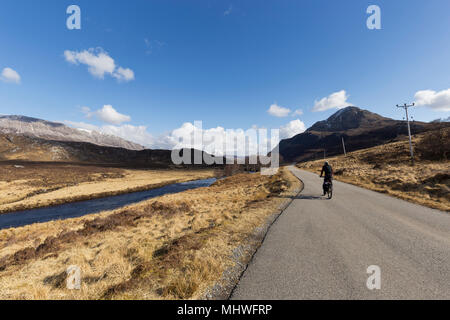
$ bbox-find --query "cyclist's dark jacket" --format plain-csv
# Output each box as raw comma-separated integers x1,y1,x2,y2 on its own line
321,164,333,180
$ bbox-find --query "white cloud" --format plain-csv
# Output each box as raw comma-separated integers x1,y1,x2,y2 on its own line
81,106,91,115
96,105,131,124
83,105,131,125
292,109,303,116
63,120,100,132
280,119,306,139
414,89,450,112
64,48,134,82
64,121,99,132
113,67,135,82
101,124,154,146
64,49,115,78
65,122,278,156
67,115,304,156
162,123,274,157
159,121,304,156
312,90,351,112
268,103,291,117
65,121,154,147
144,38,152,55
144,38,166,55
224,5,233,16
1,67,21,84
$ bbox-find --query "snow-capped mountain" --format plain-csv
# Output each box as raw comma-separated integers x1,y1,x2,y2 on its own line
431,116,450,123
0,115,144,150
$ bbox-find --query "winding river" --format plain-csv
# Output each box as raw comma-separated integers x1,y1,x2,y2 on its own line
0,178,216,230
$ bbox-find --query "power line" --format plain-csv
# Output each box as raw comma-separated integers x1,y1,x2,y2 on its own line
396,103,415,165
342,136,347,156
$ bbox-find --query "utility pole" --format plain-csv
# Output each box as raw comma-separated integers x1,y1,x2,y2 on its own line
342,136,347,156
396,103,415,165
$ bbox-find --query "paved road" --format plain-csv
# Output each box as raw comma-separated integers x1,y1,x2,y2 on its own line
232,167,450,299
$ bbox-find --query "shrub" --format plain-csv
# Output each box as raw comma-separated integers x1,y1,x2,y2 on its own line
416,127,450,160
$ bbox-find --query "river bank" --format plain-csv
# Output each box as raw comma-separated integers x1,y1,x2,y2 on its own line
0,167,300,300
0,178,216,230
0,162,218,214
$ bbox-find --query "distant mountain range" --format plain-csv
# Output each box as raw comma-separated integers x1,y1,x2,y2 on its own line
278,106,448,162
0,115,223,168
0,115,144,151
1,111,447,166
0,130,226,168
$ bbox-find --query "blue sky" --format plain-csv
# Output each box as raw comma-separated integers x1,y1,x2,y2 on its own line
0,0,449,148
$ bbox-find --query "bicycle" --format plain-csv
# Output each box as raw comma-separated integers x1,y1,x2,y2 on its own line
323,180,333,199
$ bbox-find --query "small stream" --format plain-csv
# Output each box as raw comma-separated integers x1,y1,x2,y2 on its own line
0,178,216,230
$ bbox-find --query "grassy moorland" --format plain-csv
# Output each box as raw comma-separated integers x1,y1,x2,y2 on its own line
0,162,217,214
297,128,449,211
0,167,300,299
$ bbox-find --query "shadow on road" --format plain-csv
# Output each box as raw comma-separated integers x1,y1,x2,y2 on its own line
296,194,328,200
277,194,329,200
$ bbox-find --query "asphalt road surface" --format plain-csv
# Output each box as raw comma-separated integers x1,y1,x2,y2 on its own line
231,167,450,300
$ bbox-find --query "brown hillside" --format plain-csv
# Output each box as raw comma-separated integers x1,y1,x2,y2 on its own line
297,128,450,211
279,106,449,162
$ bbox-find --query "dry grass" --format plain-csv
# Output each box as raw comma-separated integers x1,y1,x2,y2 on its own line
297,135,450,211
0,167,300,300
0,163,217,213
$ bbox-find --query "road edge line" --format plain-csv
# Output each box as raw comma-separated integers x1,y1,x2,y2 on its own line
202,166,305,300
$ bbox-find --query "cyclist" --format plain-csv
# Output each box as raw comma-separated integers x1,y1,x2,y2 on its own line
320,161,333,196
